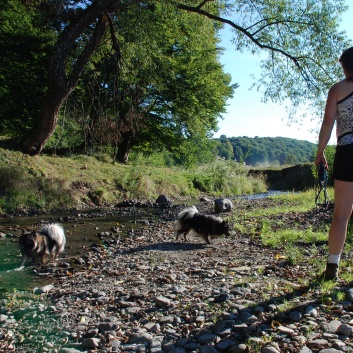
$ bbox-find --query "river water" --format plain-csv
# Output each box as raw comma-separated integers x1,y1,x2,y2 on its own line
0,207,161,292
0,191,285,292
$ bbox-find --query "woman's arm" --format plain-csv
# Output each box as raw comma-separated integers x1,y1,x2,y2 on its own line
315,85,338,168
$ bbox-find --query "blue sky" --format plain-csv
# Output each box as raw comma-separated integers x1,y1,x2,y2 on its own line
214,2,353,144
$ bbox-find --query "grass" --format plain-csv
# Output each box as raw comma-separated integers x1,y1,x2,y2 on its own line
0,148,267,214
230,189,334,247
226,189,353,316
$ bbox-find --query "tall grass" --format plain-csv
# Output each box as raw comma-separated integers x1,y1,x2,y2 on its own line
0,149,267,213
191,160,266,196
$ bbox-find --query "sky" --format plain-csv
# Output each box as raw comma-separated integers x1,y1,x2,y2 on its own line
214,2,353,144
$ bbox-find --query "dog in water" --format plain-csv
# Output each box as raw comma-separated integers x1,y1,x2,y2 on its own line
176,206,230,244
19,224,66,266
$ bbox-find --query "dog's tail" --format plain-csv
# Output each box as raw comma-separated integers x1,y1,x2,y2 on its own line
39,224,66,253
177,206,199,220
177,206,199,229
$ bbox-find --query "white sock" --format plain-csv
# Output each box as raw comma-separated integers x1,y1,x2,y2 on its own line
327,253,341,264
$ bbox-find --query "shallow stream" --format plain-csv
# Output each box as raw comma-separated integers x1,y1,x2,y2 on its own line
0,191,285,292
0,207,161,291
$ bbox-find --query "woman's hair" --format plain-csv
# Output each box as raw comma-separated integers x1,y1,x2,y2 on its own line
339,47,353,79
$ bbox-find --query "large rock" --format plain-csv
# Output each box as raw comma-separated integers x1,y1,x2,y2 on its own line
214,198,233,213
155,195,173,207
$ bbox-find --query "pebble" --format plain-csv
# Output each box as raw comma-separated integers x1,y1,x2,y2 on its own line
1,201,351,353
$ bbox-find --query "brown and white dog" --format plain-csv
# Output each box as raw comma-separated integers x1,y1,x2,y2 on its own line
19,224,66,266
176,206,230,244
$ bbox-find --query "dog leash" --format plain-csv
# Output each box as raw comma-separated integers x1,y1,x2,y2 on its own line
315,162,329,208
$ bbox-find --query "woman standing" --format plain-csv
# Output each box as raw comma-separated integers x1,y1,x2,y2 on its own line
315,47,353,281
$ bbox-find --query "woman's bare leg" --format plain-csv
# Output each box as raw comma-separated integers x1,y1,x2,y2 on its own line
321,180,353,280
328,180,353,256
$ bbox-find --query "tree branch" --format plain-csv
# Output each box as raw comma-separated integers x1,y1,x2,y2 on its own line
106,12,122,61
68,14,109,91
175,2,321,86
249,18,312,35
176,3,302,65
196,0,211,9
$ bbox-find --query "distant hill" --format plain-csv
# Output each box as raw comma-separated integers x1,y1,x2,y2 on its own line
215,135,316,166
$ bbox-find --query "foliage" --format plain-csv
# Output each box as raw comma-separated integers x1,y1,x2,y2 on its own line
191,159,267,196
0,146,267,213
0,150,74,213
214,137,234,160
0,0,350,158
215,135,316,166
221,0,351,122
52,2,235,163
230,189,333,247
0,0,348,158
0,0,56,135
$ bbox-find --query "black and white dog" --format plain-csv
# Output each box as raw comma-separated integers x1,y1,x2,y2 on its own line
176,206,230,244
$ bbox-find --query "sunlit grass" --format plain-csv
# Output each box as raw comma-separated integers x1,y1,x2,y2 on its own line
261,228,327,247
0,148,267,213
230,189,333,249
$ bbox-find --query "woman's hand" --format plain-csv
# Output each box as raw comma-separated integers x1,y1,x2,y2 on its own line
315,153,328,169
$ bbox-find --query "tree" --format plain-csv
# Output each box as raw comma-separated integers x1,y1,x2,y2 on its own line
59,3,234,163
224,136,315,166
0,1,55,135
0,0,350,155
215,140,234,160
234,145,243,162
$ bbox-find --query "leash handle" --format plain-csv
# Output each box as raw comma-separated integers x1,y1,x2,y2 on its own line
317,162,328,187
315,162,329,207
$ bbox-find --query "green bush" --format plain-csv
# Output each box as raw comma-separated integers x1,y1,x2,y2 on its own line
191,159,267,196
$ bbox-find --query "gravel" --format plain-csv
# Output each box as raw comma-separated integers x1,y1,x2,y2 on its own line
1,199,353,353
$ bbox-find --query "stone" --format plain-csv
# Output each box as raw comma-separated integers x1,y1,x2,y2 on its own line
156,195,172,207
322,320,342,334
34,284,55,294
81,338,101,349
261,344,281,353
338,323,353,336
155,296,171,307
214,198,233,213
345,288,353,302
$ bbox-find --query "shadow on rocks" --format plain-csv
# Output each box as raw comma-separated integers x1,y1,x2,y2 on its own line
119,241,207,254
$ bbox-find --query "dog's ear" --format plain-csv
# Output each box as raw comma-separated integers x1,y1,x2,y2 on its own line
222,220,228,224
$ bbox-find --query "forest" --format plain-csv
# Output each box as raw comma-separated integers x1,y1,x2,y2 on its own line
0,0,350,166
214,135,316,166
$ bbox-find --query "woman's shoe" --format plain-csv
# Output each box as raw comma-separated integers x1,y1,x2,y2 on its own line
320,263,339,281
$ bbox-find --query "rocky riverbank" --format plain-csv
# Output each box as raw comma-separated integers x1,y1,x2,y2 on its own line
1,199,353,353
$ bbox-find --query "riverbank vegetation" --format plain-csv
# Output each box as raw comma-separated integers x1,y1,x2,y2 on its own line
232,189,334,246
217,136,316,166
0,147,268,214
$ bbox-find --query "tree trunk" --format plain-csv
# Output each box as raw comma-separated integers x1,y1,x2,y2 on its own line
21,9,112,155
21,89,68,155
116,134,133,164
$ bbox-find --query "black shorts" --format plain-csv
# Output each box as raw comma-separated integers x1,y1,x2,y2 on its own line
333,144,353,181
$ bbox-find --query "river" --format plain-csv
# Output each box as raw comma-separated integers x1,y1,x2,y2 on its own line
0,207,161,291
0,191,286,291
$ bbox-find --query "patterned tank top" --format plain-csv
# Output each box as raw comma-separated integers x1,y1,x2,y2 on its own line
337,90,353,145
